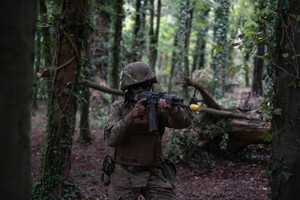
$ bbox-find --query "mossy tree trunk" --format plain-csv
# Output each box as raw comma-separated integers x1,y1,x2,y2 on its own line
212,0,230,99
271,0,300,199
149,0,161,71
0,1,35,199
32,0,86,198
111,0,124,101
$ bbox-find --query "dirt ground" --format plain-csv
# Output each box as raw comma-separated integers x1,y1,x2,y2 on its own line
30,103,271,200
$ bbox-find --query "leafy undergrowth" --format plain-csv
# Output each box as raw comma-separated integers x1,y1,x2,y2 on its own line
30,103,270,200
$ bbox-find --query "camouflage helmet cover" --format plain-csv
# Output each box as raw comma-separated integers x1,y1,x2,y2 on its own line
120,61,157,90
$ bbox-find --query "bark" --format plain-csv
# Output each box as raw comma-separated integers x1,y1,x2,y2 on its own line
79,9,92,143
252,40,264,96
168,33,179,93
183,1,194,99
79,87,92,143
228,119,270,151
0,1,35,199
39,0,52,67
111,0,124,101
94,0,112,81
33,0,86,198
131,0,142,62
82,79,123,96
149,0,162,70
271,0,300,199
33,30,41,109
184,76,223,110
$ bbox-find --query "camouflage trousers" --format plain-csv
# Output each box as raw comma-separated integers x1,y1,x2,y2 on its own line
108,163,177,200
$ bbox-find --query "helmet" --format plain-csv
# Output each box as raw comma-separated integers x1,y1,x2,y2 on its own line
120,62,157,90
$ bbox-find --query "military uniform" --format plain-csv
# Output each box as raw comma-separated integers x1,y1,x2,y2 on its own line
103,62,191,200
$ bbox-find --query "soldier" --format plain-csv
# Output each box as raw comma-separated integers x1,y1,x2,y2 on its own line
103,61,191,199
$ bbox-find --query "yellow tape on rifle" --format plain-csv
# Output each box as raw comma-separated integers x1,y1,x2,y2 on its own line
190,104,202,111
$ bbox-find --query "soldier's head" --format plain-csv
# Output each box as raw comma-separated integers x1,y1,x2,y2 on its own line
120,61,157,94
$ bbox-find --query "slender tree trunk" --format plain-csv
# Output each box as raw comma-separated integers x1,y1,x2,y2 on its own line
39,0,53,107
111,0,124,101
169,0,188,93
192,32,201,73
0,1,35,199
79,4,92,144
168,33,179,93
33,30,41,109
131,0,142,62
94,0,112,81
183,1,194,99
252,40,264,96
79,87,92,143
149,0,161,71
271,1,300,199
32,0,86,198
212,0,230,99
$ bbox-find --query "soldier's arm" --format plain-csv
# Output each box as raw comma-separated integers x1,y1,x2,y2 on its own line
159,99,191,129
104,100,128,147
104,98,147,147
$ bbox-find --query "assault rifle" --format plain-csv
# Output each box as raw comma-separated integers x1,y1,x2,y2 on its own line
136,91,260,132
136,91,189,132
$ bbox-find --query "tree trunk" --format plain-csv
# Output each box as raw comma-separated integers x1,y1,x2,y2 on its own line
131,0,142,62
271,0,300,199
252,39,264,96
0,1,35,199
33,30,41,109
79,87,92,143
168,33,178,93
149,0,161,71
183,1,194,99
32,0,86,198
39,0,53,107
168,0,188,93
212,0,230,99
94,0,112,81
79,4,92,144
111,0,124,101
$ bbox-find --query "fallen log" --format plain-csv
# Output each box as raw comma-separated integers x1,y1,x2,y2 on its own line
82,79,123,96
228,119,271,151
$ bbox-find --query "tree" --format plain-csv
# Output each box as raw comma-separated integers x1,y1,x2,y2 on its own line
191,7,210,72
149,0,162,70
111,0,124,101
168,0,189,94
131,0,142,62
0,1,35,199
79,3,93,144
212,0,231,99
183,0,195,99
271,0,300,199
32,0,86,198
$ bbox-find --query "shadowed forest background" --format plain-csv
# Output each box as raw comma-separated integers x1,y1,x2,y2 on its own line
0,0,300,199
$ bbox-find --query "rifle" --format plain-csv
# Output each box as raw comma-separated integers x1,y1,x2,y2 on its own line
136,91,261,132
136,91,189,132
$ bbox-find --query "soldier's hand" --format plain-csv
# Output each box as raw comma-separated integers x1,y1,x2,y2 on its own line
123,98,147,125
132,98,147,118
159,99,179,116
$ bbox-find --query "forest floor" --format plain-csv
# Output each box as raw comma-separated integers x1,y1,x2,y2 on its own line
30,98,271,200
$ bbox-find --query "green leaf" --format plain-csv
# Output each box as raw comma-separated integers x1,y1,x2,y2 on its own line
216,44,223,53
292,54,300,59
297,15,300,21
273,108,281,115
282,53,289,58
282,172,293,181
264,135,272,142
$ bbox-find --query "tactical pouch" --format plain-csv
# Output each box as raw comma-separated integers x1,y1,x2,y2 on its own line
163,159,177,188
101,155,115,186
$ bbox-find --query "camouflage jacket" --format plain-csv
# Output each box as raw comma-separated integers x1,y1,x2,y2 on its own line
104,99,191,147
